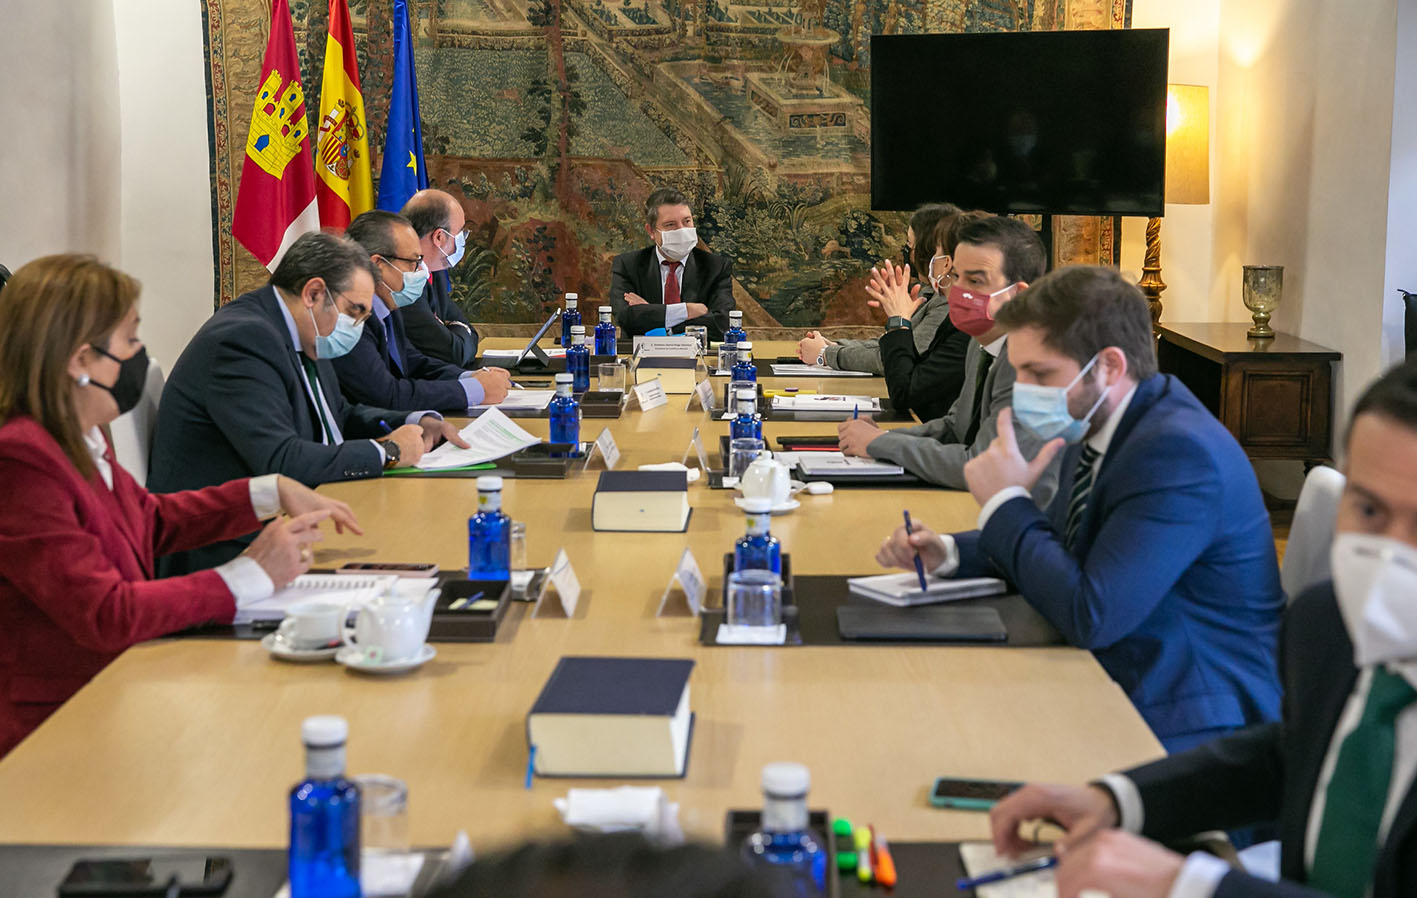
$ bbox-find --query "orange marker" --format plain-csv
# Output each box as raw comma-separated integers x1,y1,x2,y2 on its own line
871,825,897,888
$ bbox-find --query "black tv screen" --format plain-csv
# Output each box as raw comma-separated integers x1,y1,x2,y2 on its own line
870,29,1169,216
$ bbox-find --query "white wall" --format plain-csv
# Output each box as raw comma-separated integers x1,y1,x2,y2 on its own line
111,0,217,371
1381,0,1417,368
0,0,212,372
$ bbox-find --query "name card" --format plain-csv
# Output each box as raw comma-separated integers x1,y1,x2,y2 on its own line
632,378,668,411
583,426,621,471
685,376,715,412
633,336,700,358
535,548,581,617
681,425,710,471
657,547,706,617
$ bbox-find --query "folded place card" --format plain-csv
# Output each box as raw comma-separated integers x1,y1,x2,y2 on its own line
534,548,581,618
658,547,706,617
582,426,621,471
632,378,669,410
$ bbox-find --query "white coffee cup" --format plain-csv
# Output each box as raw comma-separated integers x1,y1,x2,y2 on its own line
343,594,433,664
277,602,345,650
740,457,792,506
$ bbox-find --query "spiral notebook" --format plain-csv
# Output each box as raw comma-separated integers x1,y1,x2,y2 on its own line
232,574,406,624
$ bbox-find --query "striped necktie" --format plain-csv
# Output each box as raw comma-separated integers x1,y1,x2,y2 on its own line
1310,667,1417,898
1063,445,1102,551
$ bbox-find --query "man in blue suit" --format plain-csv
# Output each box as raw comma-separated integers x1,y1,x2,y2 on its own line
877,265,1283,751
336,210,509,413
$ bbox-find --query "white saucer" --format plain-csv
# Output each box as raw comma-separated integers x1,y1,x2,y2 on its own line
733,496,800,515
335,644,436,675
262,632,340,663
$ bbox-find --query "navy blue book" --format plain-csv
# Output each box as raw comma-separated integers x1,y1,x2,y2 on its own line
527,656,696,778
592,471,691,532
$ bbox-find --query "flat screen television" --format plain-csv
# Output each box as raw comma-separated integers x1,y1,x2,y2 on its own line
870,29,1169,217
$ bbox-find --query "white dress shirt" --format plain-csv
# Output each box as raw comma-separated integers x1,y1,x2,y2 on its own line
1103,660,1417,898
929,377,1136,577
656,246,691,330
84,427,279,605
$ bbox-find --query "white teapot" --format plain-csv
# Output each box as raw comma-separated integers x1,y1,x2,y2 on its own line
740,456,792,506
343,589,435,664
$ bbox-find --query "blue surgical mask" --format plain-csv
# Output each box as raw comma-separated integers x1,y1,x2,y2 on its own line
310,302,364,359
391,262,430,308
1012,354,1110,443
438,229,467,268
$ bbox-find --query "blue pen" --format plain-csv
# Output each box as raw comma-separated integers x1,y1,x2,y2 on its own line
853,404,859,420
525,745,537,789
955,855,1057,890
378,419,393,435
903,510,928,592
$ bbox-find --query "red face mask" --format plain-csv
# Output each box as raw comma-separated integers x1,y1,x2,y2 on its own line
947,283,1013,337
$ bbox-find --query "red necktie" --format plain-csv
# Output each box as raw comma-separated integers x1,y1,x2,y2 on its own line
662,260,681,305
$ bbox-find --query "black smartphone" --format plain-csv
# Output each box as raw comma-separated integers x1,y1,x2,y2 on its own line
336,562,439,577
59,856,233,896
929,776,1024,810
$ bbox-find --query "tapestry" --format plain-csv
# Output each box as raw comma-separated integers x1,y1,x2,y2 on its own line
202,0,1132,335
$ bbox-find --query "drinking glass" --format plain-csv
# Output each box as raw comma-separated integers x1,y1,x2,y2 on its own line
726,569,782,629
685,325,709,355
729,438,767,479
355,774,409,854
598,362,627,393
726,379,755,416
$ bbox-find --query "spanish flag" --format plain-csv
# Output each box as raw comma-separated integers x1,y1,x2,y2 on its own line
231,0,319,269
314,0,373,231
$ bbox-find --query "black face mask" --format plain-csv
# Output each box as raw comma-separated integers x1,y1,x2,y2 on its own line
90,345,150,415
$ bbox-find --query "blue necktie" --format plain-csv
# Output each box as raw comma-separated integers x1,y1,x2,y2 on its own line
384,317,404,375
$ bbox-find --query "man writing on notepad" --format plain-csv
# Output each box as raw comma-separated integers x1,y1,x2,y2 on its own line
876,266,1283,753
985,358,1417,898
837,216,1061,506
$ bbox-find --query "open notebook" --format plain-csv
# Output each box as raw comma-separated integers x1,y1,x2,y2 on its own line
957,843,1057,898
233,574,435,624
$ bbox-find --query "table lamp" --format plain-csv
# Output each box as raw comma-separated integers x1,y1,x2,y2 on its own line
1139,84,1210,325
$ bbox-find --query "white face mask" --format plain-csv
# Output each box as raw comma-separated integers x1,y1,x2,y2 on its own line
1331,532,1417,667
658,226,697,262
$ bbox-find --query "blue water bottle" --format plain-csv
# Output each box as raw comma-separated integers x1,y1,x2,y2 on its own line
731,389,763,441
566,325,591,393
289,716,361,898
549,372,580,456
559,293,581,347
741,763,827,897
732,341,758,383
724,309,747,345
594,305,617,356
467,475,511,579
734,498,782,574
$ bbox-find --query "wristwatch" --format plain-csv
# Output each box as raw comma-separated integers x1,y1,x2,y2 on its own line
886,316,911,332
377,438,401,469
814,348,827,367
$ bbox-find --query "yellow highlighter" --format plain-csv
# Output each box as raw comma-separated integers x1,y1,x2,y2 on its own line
853,823,873,882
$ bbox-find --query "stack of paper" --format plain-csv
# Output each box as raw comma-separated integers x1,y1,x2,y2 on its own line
847,572,1007,607
769,363,874,377
414,407,540,471
474,390,554,412
771,394,881,413
234,574,400,624
796,452,904,477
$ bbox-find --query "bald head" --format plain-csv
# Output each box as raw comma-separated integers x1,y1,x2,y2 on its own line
402,189,466,272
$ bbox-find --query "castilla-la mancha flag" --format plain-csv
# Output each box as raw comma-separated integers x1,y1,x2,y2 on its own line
314,0,373,230
231,0,319,270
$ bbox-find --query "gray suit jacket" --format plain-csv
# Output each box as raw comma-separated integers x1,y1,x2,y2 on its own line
865,337,1061,506
824,290,950,375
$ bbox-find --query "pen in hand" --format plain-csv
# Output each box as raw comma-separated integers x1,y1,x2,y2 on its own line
955,855,1057,890
902,510,928,592
378,419,393,435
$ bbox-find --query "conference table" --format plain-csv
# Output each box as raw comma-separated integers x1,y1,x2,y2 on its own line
0,340,1163,859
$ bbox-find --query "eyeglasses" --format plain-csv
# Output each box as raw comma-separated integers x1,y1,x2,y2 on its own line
329,289,372,325
378,254,424,270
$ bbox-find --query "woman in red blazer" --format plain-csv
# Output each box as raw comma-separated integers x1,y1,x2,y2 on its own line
0,255,362,757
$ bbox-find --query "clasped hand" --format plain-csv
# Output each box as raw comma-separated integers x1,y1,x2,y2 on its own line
864,260,924,318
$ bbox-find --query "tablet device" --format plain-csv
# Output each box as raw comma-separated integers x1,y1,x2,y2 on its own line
836,605,1007,642
482,310,559,368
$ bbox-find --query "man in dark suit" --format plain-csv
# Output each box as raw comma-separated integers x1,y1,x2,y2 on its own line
877,266,1283,752
398,189,479,367
149,231,467,573
986,357,1417,898
337,210,510,412
608,187,735,339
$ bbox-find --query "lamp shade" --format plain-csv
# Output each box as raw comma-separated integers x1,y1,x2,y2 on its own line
1165,84,1210,205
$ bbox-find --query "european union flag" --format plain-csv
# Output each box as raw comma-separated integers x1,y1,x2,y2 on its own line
377,0,428,212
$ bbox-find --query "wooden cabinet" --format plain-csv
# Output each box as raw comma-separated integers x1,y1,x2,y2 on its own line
1156,323,1341,466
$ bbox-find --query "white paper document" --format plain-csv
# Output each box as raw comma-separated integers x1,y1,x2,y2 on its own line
771,394,881,413
957,843,1058,898
795,451,904,477
414,407,540,470
481,347,566,359
847,572,1007,607
473,389,554,412
769,363,874,377
234,574,405,624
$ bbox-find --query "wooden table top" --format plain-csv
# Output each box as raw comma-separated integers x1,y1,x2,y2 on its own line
0,341,1163,854
1157,322,1342,359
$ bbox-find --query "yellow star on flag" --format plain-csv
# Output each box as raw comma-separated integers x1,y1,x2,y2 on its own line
407,151,417,172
